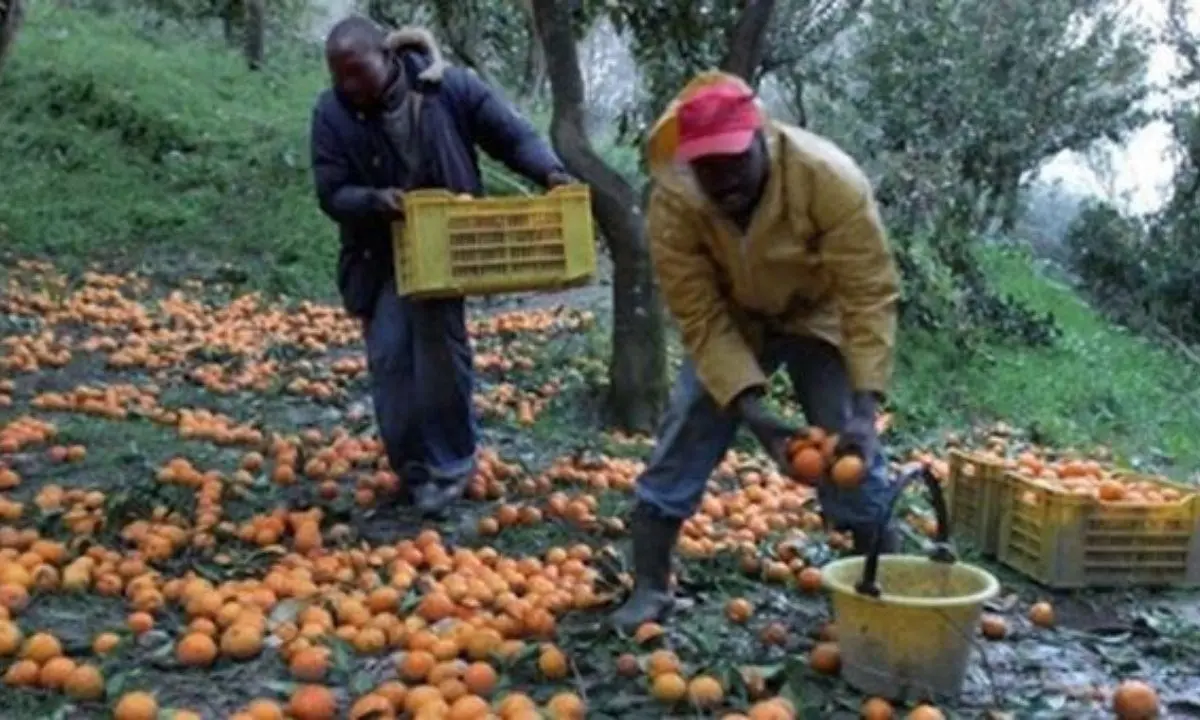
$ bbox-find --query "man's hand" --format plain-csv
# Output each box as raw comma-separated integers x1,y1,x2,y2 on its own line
545,171,577,189
376,188,405,219
836,391,880,461
733,389,799,470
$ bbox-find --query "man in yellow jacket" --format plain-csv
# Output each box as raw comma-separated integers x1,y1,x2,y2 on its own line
612,73,902,632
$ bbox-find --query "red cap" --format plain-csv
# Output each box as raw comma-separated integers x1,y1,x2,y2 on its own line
675,81,762,162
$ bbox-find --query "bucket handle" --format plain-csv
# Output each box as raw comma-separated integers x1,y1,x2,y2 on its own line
854,463,956,598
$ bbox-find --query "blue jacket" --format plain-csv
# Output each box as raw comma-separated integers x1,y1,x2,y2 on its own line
310,29,565,315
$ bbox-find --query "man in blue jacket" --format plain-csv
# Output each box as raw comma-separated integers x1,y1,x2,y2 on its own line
311,16,572,516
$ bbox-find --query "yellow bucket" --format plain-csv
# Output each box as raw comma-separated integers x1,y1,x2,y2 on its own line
823,553,999,701
821,465,1001,702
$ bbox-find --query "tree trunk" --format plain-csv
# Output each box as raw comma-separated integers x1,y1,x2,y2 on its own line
531,0,668,431
518,2,547,100
0,0,25,79
720,0,776,82
243,0,265,70
221,0,239,46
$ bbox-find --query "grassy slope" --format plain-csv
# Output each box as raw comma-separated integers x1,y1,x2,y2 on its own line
3,5,1198,478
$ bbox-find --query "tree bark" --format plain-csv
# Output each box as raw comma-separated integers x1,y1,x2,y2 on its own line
243,0,265,70
518,0,547,100
720,0,776,82
0,0,26,79
531,0,668,431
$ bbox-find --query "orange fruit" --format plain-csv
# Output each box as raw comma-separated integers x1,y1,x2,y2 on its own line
288,684,337,720
21,632,62,663
64,663,105,701
399,649,437,681
348,693,394,719
4,659,39,686
687,675,723,708
373,680,407,709
790,447,825,481
177,632,218,667
545,691,586,719
830,454,865,488
244,699,285,720
538,645,568,679
0,620,23,655
220,623,263,659
462,661,497,696
980,614,1007,640
861,696,894,719
127,611,154,634
289,646,330,681
809,642,840,675
615,652,639,677
906,705,944,720
646,649,680,678
1028,601,1054,628
38,656,76,689
93,631,121,655
113,691,159,720
651,671,687,704
797,566,823,594
1112,680,1159,719
725,597,753,623
446,694,490,720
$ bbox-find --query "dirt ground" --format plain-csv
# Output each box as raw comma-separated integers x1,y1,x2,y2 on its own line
0,261,1197,719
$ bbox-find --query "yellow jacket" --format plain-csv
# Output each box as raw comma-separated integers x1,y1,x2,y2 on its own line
645,72,900,409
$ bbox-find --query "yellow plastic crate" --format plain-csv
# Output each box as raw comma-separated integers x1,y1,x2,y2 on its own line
997,471,1200,588
945,450,1010,556
392,185,597,298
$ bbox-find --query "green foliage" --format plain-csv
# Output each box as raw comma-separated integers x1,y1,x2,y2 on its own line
1067,108,1200,345
893,245,1200,474
847,0,1150,232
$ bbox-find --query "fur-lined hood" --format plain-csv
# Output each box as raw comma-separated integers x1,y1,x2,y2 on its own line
384,27,449,83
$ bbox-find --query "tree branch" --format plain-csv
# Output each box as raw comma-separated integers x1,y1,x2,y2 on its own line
720,0,776,82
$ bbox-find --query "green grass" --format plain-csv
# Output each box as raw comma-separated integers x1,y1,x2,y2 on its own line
3,4,1199,481
891,245,1200,476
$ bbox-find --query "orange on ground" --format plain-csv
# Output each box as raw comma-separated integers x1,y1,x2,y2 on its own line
861,696,894,719
177,632,218,667
980,614,1008,640
113,691,159,720
651,672,687,703
906,705,945,720
545,691,586,719
687,675,723,708
797,566,823,594
1028,601,1055,628
538,645,568,679
1112,680,1159,719
725,597,753,623
809,642,841,675
64,664,105,701
288,684,338,720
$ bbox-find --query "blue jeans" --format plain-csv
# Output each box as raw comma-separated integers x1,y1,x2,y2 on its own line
635,335,891,531
363,279,478,484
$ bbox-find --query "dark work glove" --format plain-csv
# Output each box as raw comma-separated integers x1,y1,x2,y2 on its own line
376,188,405,220
545,171,577,189
836,391,880,461
733,388,799,470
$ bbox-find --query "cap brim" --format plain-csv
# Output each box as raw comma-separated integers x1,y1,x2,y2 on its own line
676,130,756,162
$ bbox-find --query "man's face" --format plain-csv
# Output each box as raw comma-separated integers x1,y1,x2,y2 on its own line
328,46,390,110
689,133,768,220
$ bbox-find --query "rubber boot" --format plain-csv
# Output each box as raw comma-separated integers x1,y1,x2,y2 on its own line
611,502,682,634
